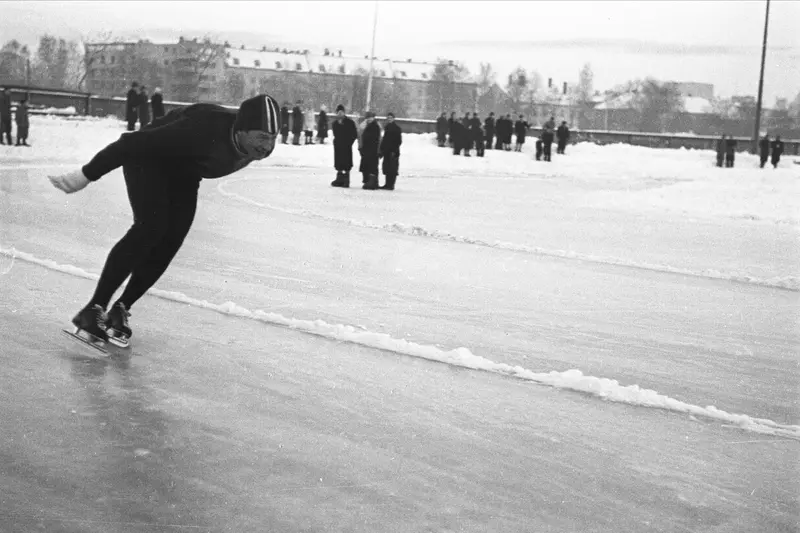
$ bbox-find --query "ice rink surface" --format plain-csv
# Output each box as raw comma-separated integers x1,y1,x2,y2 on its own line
1,116,798,532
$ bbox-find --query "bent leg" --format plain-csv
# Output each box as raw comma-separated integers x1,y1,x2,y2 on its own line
87,164,170,309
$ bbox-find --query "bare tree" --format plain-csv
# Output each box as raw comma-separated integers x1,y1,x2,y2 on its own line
476,62,496,100
0,39,30,84
171,36,225,102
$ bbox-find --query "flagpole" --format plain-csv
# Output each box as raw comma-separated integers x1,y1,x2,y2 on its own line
365,1,378,112
752,0,770,153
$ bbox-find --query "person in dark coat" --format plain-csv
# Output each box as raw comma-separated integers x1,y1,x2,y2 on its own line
150,87,165,120
494,114,505,150
535,136,544,161
291,100,303,145
279,102,290,144
331,104,358,188
138,86,151,128
447,111,456,147
716,134,726,167
15,97,29,146
503,113,514,150
770,136,784,168
379,112,402,190
514,115,528,152
471,113,484,157
317,106,328,144
125,82,139,131
1,87,13,145
436,112,448,147
556,121,570,154
484,112,495,150
451,118,465,156
359,111,382,190
725,136,737,167
47,94,281,347
461,112,473,156
541,116,556,161
759,135,771,168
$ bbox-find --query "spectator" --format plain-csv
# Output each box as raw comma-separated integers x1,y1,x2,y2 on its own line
494,114,505,150
138,86,151,128
556,121,570,154
725,136,737,167
303,106,316,145
379,112,402,190
461,112,472,157
770,136,784,168
436,112,448,147
484,112,495,150
330,104,358,188
542,116,556,161
535,136,543,161
503,113,514,151
514,115,528,152
472,113,484,157
447,111,456,147
291,100,303,145
759,134,770,168
1,88,12,145
150,87,165,120
280,101,290,144
359,111,381,190
317,105,328,144
15,97,29,146
715,134,726,167
125,82,139,131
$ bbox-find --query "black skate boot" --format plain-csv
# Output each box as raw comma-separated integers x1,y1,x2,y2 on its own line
106,301,132,348
331,171,349,188
71,304,109,343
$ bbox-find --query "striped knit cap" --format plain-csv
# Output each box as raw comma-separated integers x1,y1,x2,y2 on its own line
234,94,280,134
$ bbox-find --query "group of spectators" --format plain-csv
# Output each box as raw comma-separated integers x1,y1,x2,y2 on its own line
715,134,785,168
328,105,403,191
435,112,571,161
278,101,329,146
0,87,30,146
125,81,165,131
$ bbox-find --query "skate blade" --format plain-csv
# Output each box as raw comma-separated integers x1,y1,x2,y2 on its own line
107,332,131,349
62,328,109,356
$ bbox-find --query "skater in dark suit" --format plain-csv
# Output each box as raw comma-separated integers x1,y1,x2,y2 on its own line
770,136,784,168
535,137,543,161
759,135,770,168
514,115,528,152
379,112,402,190
125,82,139,131
330,104,358,187
48,94,281,346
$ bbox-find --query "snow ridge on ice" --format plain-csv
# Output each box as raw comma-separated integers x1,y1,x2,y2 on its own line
3,243,798,441
217,179,800,291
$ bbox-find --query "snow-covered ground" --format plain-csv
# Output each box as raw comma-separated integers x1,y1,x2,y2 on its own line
1,116,798,531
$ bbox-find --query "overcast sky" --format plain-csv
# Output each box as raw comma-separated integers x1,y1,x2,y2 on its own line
3,1,799,100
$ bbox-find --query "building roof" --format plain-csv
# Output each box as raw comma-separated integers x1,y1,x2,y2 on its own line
224,47,463,82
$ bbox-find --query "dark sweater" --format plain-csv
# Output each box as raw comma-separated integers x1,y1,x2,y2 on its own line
82,104,254,182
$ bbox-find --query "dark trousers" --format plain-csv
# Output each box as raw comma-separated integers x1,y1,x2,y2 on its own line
725,153,735,167
0,118,11,144
475,139,485,157
16,123,28,143
89,164,198,310
495,136,503,150
760,156,768,168
543,142,553,161
557,140,567,154
716,154,724,167
485,134,493,149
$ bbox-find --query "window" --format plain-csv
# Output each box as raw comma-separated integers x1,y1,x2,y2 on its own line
254,60,261,67
164,60,169,66
421,73,428,79
319,64,326,72
295,63,302,70
275,61,282,69
233,58,240,66
400,71,407,77
338,64,346,74
100,55,106,64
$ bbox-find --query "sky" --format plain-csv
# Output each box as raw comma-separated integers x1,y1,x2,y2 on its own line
2,1,799,101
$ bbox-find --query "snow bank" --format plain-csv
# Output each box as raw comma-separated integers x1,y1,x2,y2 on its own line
2,244,798,440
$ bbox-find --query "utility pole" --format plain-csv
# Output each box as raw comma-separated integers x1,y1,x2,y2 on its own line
365,1,378,112
752,0,770,153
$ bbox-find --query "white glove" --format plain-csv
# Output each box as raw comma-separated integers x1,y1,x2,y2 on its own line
49,169,91,194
